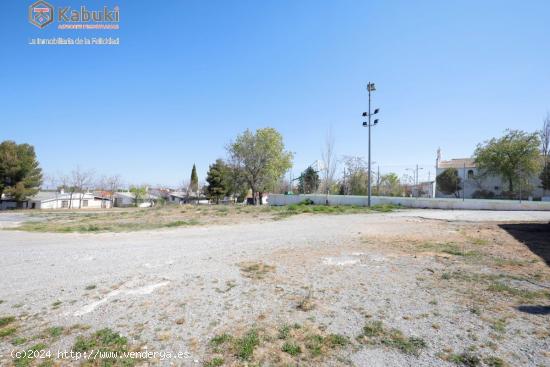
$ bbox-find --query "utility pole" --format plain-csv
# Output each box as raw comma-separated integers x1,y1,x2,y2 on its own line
362,82,380,207
368,86,372,206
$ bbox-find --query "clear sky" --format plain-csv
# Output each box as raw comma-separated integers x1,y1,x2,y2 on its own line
1,0,549,187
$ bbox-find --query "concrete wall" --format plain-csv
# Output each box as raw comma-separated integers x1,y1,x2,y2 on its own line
269,194,550,211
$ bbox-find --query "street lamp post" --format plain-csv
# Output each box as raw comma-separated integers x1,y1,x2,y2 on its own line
362,82,380,207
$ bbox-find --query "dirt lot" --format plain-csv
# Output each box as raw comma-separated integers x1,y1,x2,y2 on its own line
8,204,393,233
0,208,549,367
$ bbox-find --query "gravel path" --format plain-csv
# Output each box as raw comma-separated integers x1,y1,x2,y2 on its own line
0,209,549,366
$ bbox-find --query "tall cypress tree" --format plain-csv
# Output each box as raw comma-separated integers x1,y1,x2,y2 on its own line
190,164,199,194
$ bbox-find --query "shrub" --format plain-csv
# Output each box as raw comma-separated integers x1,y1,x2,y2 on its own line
282,341,302,356
472,190,495,199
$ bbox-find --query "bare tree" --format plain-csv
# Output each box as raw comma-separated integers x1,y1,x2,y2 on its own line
321,128,337,203
99,175,122,208
540,113,550,193
341,156,370,195
41,173,57,190
71,167,94,209
181,179,190,193
57,173,72,208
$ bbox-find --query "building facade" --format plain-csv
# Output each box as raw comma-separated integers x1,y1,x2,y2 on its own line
435,154,545,200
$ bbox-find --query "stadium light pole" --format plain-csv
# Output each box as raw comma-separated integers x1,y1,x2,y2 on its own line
362,82,380,207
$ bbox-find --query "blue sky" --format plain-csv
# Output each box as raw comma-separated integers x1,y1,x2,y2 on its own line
1,0,549,187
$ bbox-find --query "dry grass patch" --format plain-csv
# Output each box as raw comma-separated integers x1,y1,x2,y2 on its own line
206,322,349,366
417,241,484,260
0,316,16,327
359,320,427,356
0,316,18,340
297,289,316,311
239,261,276,280
72,328,138,366
11,203,398,233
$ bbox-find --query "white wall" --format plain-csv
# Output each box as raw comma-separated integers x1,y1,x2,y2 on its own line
269,194,550,211
37,194,111,209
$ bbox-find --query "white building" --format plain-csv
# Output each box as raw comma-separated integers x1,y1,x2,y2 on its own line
435,156,545,200
35,191,112,209
168,191,187,204
0,191,112,210
167,191,208,204
113,191,158,207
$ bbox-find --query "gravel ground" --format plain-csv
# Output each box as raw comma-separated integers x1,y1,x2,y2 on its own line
0,209,549,366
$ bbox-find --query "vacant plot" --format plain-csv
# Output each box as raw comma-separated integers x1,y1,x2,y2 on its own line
6,203,398,233
0,209,549,366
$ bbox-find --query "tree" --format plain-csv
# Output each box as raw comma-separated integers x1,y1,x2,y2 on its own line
341,156,370,196
474,129,541,193
379,173,401,196
190,164,198,194
71,167,94,208
0,141,42,204
540,114,550,192
99,175,122,207
436,168,462,198
541,165,550,192
321,129,337,202
225,162,247,202
206,159,229,204
298,166,320,194
129,186,147,207
227,128,293,204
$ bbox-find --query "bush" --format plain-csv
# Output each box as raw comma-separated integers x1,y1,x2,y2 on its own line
472,190,495,199
298,198,315,206
281,341,302,356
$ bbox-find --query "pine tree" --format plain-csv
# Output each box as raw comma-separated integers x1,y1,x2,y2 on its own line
0,141,43,203
298,167,319,194
206,159,229,204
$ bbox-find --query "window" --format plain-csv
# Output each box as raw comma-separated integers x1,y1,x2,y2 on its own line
82,200,88,207
467,170,474,180
61,200,69,208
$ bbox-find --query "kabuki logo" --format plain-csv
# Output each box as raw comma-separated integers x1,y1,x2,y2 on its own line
28,1,120,29
29,1,54,29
